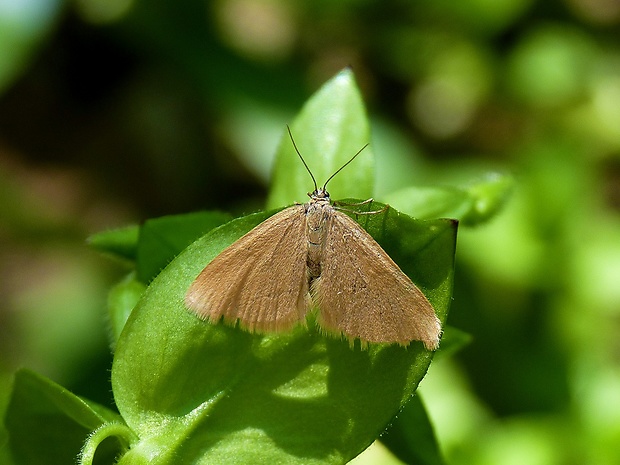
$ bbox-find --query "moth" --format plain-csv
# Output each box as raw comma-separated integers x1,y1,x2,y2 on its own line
185,128,441,350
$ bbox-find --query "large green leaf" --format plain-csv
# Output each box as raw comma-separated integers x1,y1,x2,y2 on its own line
111,204,457,464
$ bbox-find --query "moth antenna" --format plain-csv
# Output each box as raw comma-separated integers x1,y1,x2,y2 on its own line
287,125,318,192
323,143,369,190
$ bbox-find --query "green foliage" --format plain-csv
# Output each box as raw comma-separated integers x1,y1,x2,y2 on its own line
111,208,455,465
3,1,620,464
381,396,443,465
135,211,233,283
5,370,124,465
88,226,140,262
383,172,513,226
267,69,374,209
0,0,64,93
3,70,467,464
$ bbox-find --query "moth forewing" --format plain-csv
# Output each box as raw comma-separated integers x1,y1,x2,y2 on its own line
312,209,441,350
185,206,312,332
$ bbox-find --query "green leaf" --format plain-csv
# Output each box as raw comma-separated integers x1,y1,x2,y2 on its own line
0,0,63,94
88,225,140,262
380,395,444,465
383,172,513,226
4,369,123,465
136,211,232,282
433,326,472,361
107,273,147,350
111,204,457,464
383,186,474,221
266,68,374,209
88,212,233,281
460,172,514,226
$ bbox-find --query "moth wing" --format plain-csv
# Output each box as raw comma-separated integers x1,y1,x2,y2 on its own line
185,205,311,332
314,210,441,349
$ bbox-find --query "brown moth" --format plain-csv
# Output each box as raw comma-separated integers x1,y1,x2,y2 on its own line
185,128,441,350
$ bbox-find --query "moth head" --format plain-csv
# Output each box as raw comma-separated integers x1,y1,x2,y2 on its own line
308,188,331,201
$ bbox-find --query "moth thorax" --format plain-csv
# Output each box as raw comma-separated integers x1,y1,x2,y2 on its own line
305,198,331,281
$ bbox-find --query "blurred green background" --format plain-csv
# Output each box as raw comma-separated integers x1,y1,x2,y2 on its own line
1,0,619,464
